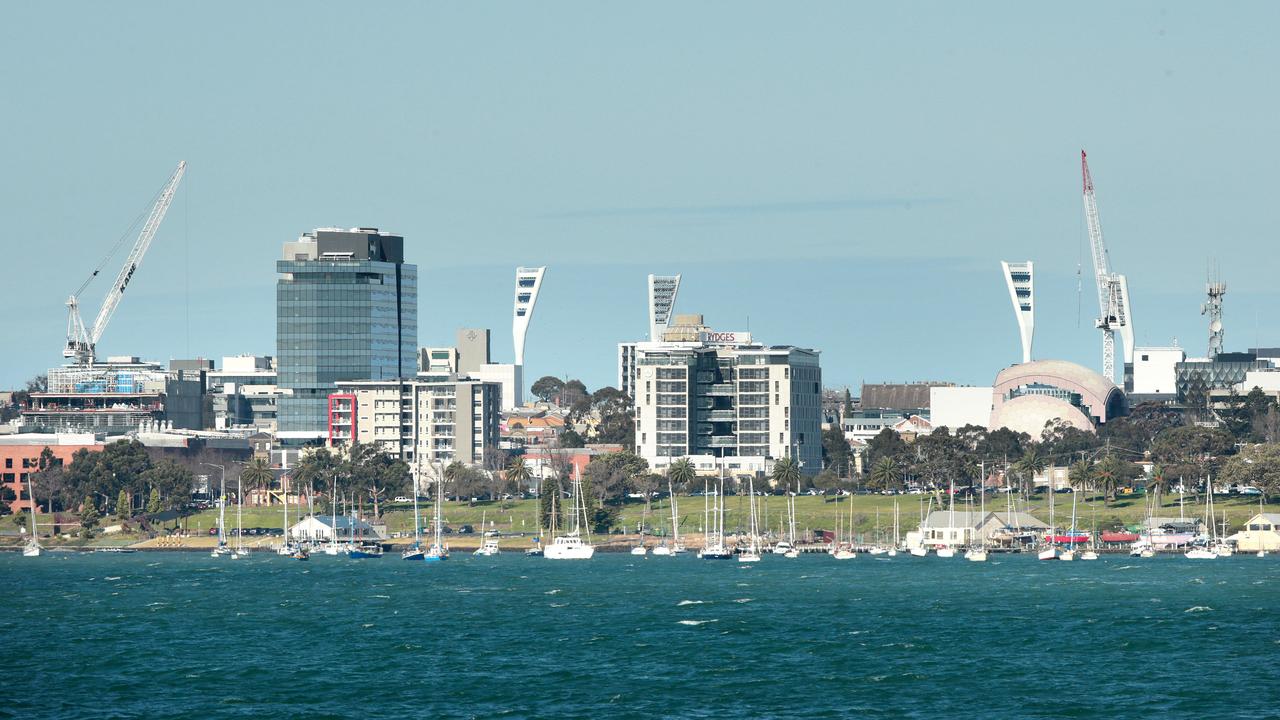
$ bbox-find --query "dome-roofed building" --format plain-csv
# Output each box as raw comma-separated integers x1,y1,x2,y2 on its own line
989,394,1095,437
992,359,1125,424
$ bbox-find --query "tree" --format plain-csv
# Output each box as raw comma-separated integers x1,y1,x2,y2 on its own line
558,428,585,448
1147,464,1171,505
771,457,802,491
841,388,854,417
25,375,48,393
822,425,853,477
869,455,899,491
116,489,131,519
506,457,532,495
240,457,275,504
1219,444,1280,496
1014,447,1047,495
583,451,649,505
80,495,100,530
865,428,908,472
562,379,589,407
667,458,697,493
530,376,565,403
1067,460,1094,496
146,487,162,514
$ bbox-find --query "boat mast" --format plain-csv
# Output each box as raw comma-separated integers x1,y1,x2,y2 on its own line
412,454,422,547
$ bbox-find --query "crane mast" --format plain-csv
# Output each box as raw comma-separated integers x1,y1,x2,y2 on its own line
64,161,186,366
1080,151,1133,386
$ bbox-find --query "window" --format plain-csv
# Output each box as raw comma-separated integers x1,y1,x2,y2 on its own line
3,458,9,469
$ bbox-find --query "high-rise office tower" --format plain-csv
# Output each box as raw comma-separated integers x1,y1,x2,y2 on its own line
513,267,545,366
648,274,681,341
276,227,417,442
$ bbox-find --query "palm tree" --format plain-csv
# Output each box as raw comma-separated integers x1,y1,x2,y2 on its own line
667,458,696,494
506,457,532,498
1068,459,1094,497
771,457,802,492
240,457,274,507
870,456,899,490
1094,456,1122,506
1147,465,1170,508
1016,447,1047,495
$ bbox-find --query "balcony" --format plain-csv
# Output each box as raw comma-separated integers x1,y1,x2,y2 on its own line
706,435,738,447
705,384,735,396
706,409,736,422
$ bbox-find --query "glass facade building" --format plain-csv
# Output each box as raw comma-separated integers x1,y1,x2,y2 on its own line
276,228,417,440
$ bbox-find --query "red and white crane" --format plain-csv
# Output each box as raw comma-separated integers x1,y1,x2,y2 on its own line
1081,150,1134,385
64,161,186,366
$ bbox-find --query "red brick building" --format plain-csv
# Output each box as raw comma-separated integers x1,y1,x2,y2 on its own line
0,434,104,513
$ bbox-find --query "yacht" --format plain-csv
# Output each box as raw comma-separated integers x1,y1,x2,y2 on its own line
737,478,763,563
474,537,501,557
545,466,594,560
651,543,672,556
630,545,648,556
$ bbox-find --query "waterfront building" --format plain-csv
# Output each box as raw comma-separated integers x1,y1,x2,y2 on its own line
328,374,502,473
1229,513,1280,552
1175,351,1272,408
858,381,952,414
631,314,822,476
618,342,638,399
0,434,103,513
276,228,417,444
1000,261,1035,364
289,514,381,543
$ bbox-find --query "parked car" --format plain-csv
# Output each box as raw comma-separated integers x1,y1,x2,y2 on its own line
1238,485,1262,496
459,525,475,534
393,496,412,503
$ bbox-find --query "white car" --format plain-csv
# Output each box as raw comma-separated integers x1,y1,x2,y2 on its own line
393,496,412,503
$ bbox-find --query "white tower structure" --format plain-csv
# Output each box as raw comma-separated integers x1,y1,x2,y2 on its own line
1000,261,1034,364
513,266,545,366
647,274,681,341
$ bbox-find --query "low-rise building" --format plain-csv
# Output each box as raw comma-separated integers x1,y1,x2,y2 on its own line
1228,513,1280,552
0,433,104,513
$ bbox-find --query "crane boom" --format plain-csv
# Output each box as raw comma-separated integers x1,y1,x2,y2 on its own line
64,161,186,365
1080,150,1133,385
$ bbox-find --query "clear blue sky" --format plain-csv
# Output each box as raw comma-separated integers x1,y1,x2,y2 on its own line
2,2,1277,392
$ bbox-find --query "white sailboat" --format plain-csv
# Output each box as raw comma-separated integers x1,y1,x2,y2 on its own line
424,463,450,562
1185,478,1219,560
231,473,249,559
699,465,732,559
545,463,594,560
402,458,426,560
737,477,762,562
965,474,988,562
935,480,956,558
22,473,41,558
652,482,678,556
211,469,232,557
1059,489,1079,561
473,509,501,556
1038,480,1058,561
1257,494,1268,558
276,462,294,556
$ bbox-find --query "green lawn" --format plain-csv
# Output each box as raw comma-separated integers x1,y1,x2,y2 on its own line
175,491,1268,543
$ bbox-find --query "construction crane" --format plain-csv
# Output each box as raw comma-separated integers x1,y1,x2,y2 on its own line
1080,150,1134,385
64,161,187,366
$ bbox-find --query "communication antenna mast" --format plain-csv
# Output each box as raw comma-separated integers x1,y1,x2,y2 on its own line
1202,261,1226,360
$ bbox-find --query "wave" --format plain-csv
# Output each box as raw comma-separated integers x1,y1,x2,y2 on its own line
677,619,718,626
677,600,705,606
1184,606,1214,613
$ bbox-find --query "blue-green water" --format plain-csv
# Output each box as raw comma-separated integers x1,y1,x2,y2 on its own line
5,552,1279,719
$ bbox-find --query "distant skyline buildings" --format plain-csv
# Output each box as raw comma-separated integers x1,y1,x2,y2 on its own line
275,227,417,442
647,274,681,342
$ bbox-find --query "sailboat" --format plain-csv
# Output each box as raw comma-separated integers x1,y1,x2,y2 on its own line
1185,478,1218,560
22,473,41,558
888,500,899,557
653,478,681,556
1079,492,1099,560
699,468,732,559
424,463,450,562
474,510,501,556
1060,489,1079,561
1038,479,1059,560
231,473,250,559
402,457,426,560
276,465,296,556
211,471,232,557
348,494,383,559
935,480,956,558
1257,494,1268,558
830,487,857,560
774,486,799,556
545,461,594,560
965,475,988,562
737,477,762,562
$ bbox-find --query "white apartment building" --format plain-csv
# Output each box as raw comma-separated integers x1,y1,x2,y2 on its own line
632,333,822,477
328,376,502,478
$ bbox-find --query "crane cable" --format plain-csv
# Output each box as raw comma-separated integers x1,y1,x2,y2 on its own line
70,178,170,298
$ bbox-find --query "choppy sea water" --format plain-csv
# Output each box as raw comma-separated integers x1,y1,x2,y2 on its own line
4,551,1278,719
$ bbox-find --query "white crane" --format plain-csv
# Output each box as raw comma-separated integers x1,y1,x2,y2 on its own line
1080,151,1133,385
64,161,186,366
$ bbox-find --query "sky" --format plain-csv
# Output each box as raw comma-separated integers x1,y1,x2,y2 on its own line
2,2,1277,393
